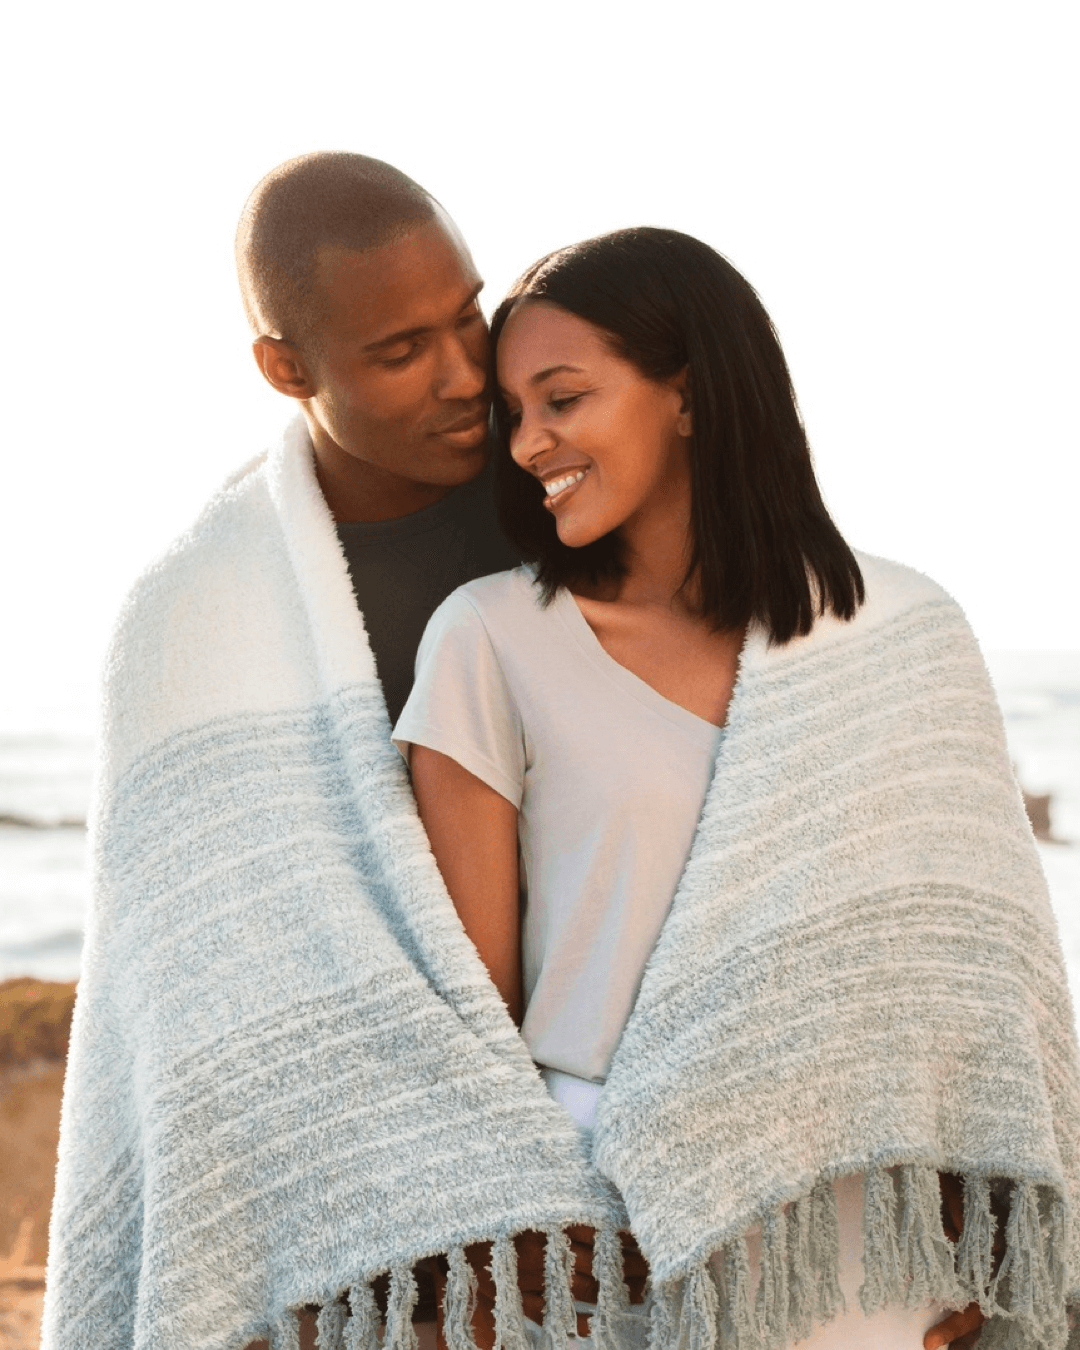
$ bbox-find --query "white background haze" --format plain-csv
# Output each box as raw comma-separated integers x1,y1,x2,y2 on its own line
1,0,1077,733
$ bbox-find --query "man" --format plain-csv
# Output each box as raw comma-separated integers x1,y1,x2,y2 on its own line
235,153,561,1350
235,153,520,726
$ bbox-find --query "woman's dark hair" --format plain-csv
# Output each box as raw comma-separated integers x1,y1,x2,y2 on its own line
490,227,864,644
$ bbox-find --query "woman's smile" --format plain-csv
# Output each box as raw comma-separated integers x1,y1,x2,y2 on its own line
542,467,589,508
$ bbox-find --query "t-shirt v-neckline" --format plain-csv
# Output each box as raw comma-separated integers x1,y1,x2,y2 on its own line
553,586,725,742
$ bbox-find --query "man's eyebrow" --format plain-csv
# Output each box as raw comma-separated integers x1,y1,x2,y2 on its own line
362,282,485,353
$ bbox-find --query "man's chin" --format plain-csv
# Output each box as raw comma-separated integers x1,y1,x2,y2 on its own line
425,437,490,486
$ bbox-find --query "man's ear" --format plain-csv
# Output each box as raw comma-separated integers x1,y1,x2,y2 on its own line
253,336,315,400
673,367,692,437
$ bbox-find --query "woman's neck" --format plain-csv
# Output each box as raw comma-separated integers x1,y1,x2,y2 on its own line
578,474,698,614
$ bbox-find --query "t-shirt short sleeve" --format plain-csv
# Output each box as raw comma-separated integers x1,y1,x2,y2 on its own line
392,589,526,808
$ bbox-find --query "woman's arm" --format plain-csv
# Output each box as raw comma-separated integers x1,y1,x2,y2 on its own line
409,745,523,1023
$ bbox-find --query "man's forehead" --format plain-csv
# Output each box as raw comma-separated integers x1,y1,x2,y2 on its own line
313,219,482,343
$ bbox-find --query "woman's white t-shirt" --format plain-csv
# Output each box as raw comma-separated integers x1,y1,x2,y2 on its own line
393,566,723,1083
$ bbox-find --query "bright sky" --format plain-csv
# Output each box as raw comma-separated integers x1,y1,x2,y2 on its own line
2,0,1077,728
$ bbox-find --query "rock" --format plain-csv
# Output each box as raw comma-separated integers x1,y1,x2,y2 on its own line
1022,789,1059,843
0,979,77,1350
0,978,76,1070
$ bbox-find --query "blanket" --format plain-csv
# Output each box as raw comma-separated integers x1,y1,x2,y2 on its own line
43,415,1080,1350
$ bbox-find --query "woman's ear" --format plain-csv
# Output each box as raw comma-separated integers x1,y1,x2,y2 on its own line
673,368,692,437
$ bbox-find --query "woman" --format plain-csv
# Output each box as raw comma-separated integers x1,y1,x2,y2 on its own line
394,230,1078,1348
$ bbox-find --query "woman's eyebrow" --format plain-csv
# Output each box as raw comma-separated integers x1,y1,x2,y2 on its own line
530,364,586,384
498,365,588,401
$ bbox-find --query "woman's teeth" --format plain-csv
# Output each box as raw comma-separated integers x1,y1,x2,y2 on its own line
544,470,587,499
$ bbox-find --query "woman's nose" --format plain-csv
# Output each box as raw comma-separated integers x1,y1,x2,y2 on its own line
510,412,555,468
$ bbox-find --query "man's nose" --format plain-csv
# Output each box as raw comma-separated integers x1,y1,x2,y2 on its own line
435,330,488,402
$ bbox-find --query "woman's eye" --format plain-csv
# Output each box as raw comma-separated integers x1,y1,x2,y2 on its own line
549,394,583,413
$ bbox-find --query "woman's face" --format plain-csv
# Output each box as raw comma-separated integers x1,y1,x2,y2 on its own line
496,301,692,551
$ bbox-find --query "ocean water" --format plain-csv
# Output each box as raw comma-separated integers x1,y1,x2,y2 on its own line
1,653,1078,1000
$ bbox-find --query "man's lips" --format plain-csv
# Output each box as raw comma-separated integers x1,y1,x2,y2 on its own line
432,413,488,447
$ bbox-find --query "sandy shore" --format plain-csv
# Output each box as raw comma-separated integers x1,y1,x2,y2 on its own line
0,978,76,1350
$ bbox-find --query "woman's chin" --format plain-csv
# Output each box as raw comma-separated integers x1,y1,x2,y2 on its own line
555,519,606,549
551,497,615,549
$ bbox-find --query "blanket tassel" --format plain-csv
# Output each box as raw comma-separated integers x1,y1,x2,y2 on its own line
344,1280,380,1350
757,1208,788,1350
491,1231,531,1350
956,1175,996,1313
443,1246,480,1350
717,1236,757,1350
989,1179,1059,1329
541,1228,577,1350
1047,1191,1069,1309
859,1167,903,1315
898,1164,963,1309
647,1279,679,1350
317,1298,348,1350
679,1260,720,1350
272,1308,301,1350
385,1265,420,1350
590,1224,633,1350
809,1180,845,1323
786,1192,814,1341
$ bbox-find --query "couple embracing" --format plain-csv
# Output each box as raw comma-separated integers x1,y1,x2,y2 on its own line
42,153,1080,1350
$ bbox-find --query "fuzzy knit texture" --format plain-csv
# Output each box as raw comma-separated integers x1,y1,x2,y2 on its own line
43,416,1080,1350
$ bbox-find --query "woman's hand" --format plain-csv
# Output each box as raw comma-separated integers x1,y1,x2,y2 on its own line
410,746,523,1022
923,1303,984,1349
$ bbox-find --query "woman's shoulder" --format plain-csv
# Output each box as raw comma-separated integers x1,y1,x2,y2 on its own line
427,565,548,638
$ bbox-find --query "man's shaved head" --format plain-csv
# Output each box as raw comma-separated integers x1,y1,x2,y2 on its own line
235,151,437,344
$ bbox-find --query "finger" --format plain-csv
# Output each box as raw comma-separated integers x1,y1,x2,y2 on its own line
937,1173,965,1243
571,1271,599,1304
624,1275,648,1305
513,1230,548,1296
463,1242,496,1350
298,1306,319,1350
923,1302,984,1350
619,1233,650,1282
567,1227,598,1303
521,1291,545,1325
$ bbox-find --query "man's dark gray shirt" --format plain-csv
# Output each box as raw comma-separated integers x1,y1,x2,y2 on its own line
336,459,523,726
